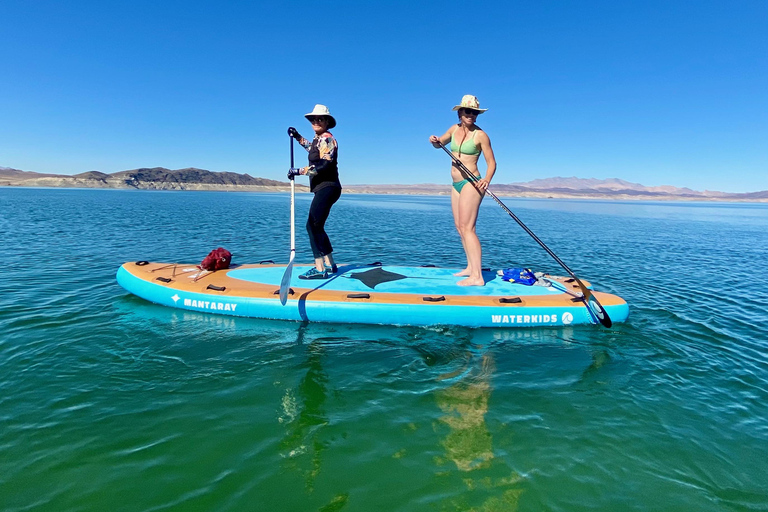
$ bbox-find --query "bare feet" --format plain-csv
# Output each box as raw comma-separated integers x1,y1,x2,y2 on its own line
457,276,485,286
453,268,470,277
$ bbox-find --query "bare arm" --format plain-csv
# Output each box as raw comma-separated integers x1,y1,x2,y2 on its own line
429,126,457,147
475,131,496,191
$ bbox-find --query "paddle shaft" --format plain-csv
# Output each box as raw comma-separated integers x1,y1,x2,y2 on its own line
290,136,295,255
279,135,296,305
438,142,612,327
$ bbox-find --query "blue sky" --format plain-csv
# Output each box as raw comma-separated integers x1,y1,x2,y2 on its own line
1,0,766,192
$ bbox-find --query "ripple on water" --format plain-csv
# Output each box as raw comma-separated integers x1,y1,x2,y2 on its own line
2,190,768,511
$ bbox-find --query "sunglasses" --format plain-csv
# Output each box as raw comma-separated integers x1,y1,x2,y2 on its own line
308,116,327,123
460,109,480,116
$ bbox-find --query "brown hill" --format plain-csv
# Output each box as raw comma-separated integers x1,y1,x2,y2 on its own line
1,166,298,191
110,167,286,187
0,167,67,179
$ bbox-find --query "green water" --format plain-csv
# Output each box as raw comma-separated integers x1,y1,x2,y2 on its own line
1,189,767,511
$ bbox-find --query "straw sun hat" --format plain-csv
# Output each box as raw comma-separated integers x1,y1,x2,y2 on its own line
304,104,337,129
452,95,488,113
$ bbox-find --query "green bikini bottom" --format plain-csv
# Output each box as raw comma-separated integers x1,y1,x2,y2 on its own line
452,179,469,193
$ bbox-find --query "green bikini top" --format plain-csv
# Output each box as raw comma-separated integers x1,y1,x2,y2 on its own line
450,129,481,156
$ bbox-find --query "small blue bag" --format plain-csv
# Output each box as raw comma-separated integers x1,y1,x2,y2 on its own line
500,268,537,285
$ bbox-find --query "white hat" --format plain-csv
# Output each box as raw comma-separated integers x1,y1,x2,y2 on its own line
452,94,488,113
304,104,337,129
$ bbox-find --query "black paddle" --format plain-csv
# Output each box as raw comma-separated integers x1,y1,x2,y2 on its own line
279,132,296,306
438,142,612,327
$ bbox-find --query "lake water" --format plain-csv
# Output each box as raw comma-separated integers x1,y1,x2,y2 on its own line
1,188,767,511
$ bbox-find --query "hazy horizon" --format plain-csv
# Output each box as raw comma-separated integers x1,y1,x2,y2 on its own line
4,165,766,194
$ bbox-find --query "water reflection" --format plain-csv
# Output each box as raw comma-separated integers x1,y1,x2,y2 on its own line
436,353,495,472
432,338,524,510
278,322,328,493
580,349,611,381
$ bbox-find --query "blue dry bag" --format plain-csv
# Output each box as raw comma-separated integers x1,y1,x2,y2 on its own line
500,268,537,285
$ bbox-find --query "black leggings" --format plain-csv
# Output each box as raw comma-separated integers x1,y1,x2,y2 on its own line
306,185,341,259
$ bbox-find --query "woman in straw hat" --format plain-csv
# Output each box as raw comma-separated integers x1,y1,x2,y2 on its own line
429,95,497,286
288,104,342,280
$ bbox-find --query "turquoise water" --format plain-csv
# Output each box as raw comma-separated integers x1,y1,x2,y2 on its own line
2,188,768,511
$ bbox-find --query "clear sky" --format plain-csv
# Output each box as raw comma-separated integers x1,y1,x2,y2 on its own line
1,0,766,192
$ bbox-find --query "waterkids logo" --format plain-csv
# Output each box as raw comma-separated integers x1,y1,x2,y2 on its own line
172,294,238,312
491,312,574,325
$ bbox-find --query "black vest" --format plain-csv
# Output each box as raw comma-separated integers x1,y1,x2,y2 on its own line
308,137,340,192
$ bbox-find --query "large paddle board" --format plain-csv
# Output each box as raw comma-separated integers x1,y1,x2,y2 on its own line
116,262,629,328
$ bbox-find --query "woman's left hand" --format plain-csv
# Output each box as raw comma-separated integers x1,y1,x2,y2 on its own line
476,177,490,191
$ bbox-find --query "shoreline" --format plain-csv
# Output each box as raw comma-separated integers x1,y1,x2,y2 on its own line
2,182,767,203
3,167,765,202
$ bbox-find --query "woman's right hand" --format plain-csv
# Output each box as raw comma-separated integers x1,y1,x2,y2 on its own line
429,135,440,147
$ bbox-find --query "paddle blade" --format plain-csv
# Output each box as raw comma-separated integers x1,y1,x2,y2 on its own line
586,292,612,328
279,256,294,306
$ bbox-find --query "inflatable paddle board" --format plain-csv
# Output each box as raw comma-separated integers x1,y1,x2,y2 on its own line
116,262,629,328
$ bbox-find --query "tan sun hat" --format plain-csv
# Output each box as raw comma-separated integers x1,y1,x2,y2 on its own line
304,104,337,129
452,94,488,113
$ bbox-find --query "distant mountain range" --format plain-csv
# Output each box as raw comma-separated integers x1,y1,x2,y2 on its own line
0,166,302,191
503,176,768,200
514,177,700,194
335,177,768,201
1,166,766,201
